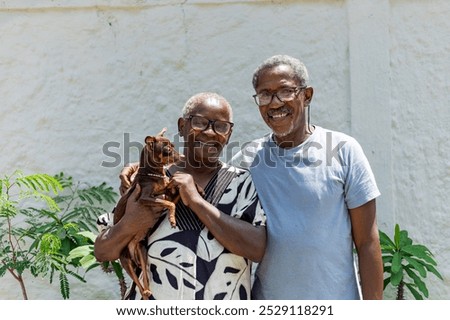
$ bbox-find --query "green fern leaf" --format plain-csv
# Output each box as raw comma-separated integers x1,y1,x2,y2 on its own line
49,266,54,284
17,173,62,194
0,265,7,277
77,184,117,206
53,172,73,189
40,233,62,254
77,220,97,232
59,272,70,299
33,192,61,212
65,269,86,283
85,262,101,273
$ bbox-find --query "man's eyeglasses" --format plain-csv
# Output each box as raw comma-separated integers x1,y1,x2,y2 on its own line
185,115,234,135
253,86,306,106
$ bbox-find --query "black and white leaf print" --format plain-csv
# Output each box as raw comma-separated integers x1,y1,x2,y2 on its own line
150,263,162,284
197,228,223,262
213,292,227,300
203,253,251,299
183,278,196,290
147,239,199,299
224,266,240,274
161,247,177,257
239,284,248,299
137,164,264,300
166,269,178,290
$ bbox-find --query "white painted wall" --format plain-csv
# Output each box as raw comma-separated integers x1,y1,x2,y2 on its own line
0,0,448,299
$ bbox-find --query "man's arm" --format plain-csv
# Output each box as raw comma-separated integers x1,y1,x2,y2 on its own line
94,184,163,261
119,162,139,195
350,199,384,300
168,172,266,262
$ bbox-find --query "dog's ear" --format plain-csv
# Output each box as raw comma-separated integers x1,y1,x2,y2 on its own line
145,136,155,148
157,128,167,137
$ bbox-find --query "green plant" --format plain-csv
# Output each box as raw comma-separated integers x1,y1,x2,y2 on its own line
68,230,127,299
0,170,121,299
379,224,443,299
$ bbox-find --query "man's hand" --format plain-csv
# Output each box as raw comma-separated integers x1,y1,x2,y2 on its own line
119,162,139,195
167,172,204,208
122,184,163,231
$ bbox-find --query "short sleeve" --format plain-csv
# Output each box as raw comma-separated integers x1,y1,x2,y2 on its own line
343,138,381,209
217,168,266,227
96,211,114,233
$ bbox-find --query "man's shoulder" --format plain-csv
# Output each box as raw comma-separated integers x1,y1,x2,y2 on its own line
229,133,270,169
222,161,251,177
313,126,360,148
220,163,260,193
236,134,269,152
314,126,354,139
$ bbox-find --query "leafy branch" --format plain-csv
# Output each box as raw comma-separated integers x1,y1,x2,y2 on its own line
0,170,122,299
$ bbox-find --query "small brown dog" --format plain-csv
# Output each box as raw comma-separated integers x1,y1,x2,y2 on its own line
113,128,182,299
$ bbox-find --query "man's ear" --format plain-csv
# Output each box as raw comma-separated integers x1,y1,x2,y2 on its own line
304,86,314,105
225,128,233,144
177,118,185,137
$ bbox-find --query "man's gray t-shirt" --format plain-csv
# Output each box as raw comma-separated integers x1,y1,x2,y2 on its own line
231,126,380,299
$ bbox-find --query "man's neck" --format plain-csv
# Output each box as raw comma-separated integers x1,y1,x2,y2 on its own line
171,160,222,189
273,125,315,149
174,159,222,175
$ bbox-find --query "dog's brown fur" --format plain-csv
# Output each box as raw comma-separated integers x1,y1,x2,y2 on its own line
113,128,182,299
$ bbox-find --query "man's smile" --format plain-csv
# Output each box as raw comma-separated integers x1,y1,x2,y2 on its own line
193,140,222,153
267,106,292,121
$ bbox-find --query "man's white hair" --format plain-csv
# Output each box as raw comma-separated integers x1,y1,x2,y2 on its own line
181,92,233,120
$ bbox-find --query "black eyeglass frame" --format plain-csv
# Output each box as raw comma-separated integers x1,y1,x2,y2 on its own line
252,86,307,107
185,115,234,135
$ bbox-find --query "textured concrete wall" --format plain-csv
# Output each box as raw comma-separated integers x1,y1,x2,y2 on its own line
389,0,450,299
0,0,448,299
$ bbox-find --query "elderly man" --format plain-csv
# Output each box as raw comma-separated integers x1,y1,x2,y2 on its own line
231,55,383,300
95,92,266,300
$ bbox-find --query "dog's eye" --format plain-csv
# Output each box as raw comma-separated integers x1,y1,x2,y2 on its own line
162,146,171,156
